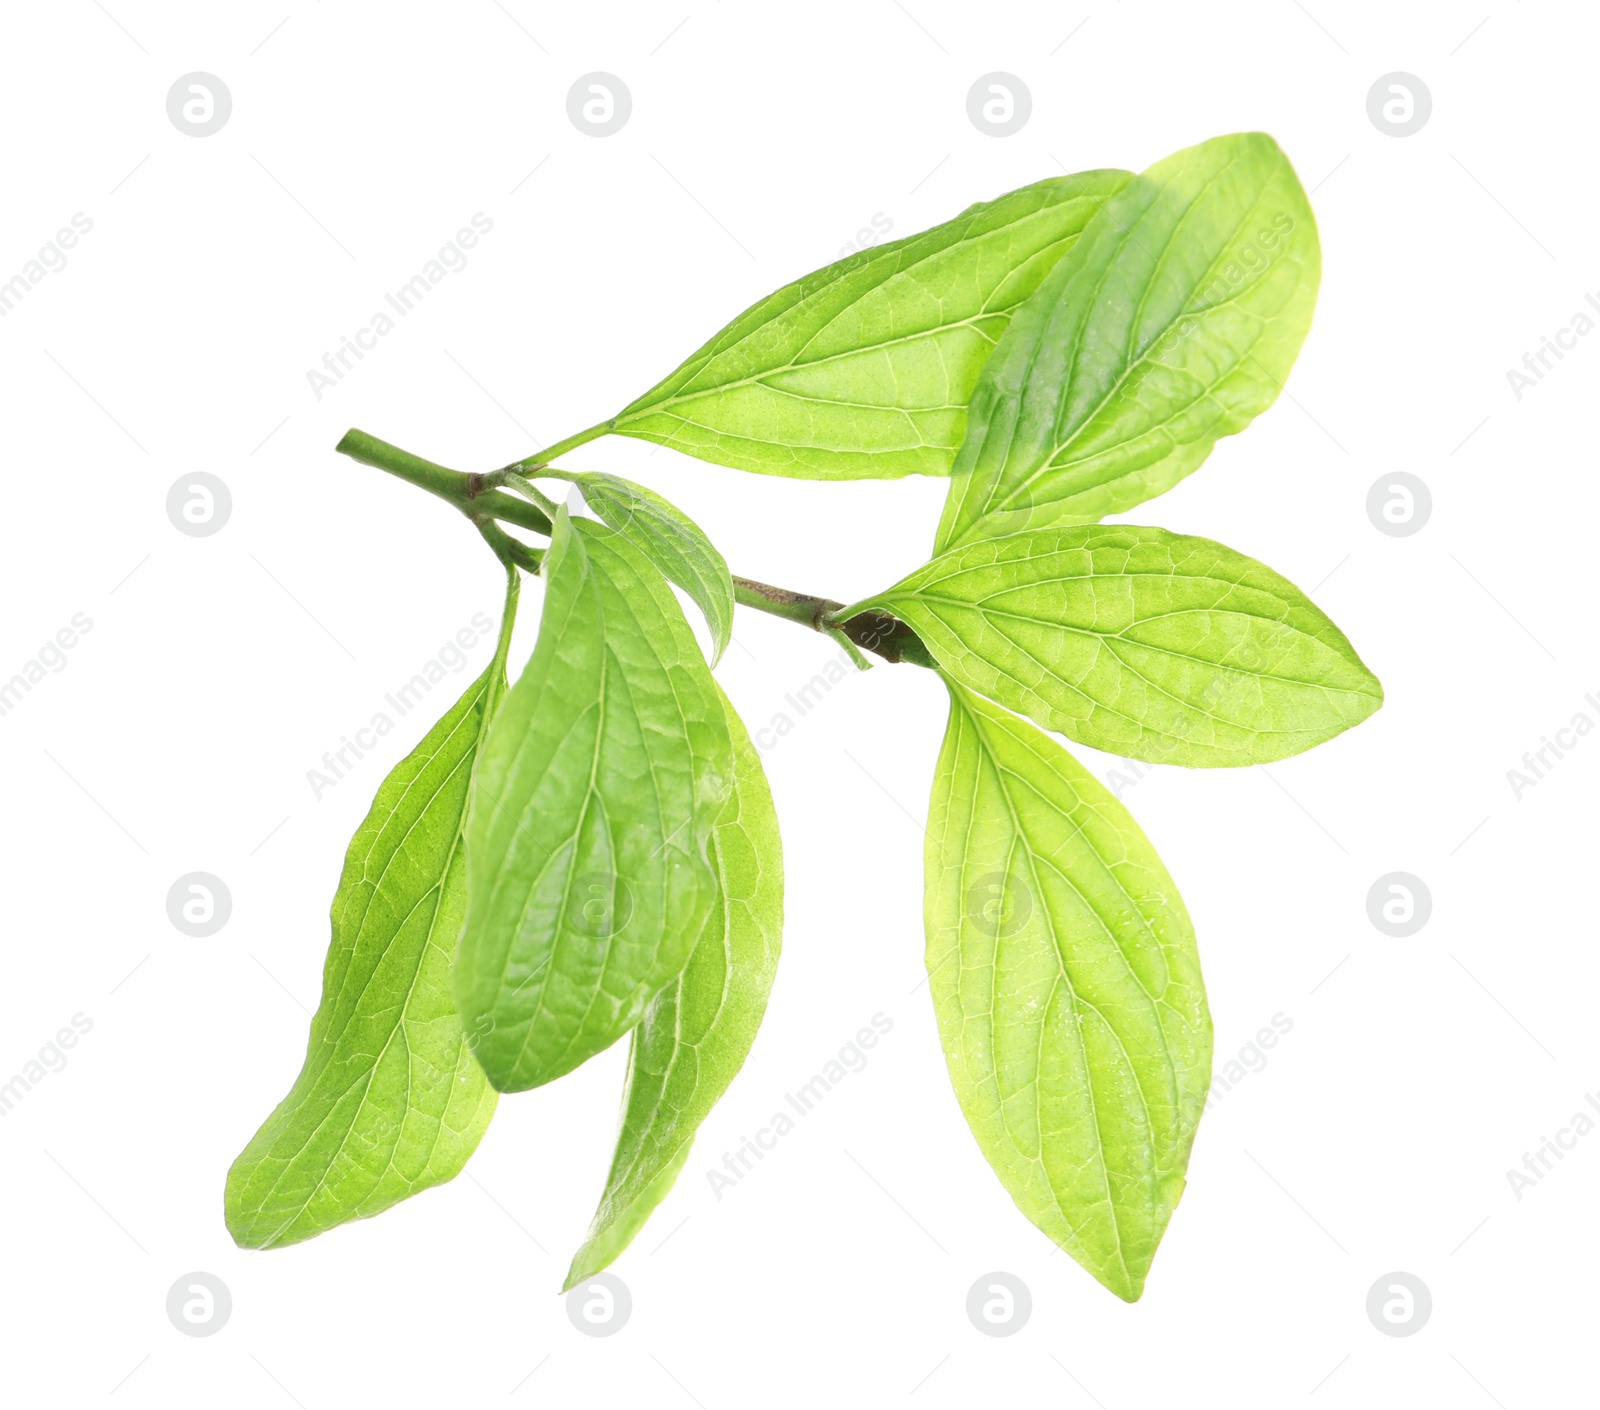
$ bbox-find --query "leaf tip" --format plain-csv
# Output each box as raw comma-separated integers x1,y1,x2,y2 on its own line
561,1245,603,1294
1084,1241,1154,1303
222,1183,287,1253
1350,661,1386,724
1108,1274,1146,1304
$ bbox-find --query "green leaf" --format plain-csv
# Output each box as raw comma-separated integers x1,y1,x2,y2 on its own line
925,683,1211,1301
936,133,1320,551
565,683,783,1289
609,170,1133,481
455,510,735,1092
225,574,520,1249
555,470,735,665
846,524,1382,767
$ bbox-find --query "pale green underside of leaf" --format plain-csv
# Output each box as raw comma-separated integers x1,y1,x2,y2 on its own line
456,512,734,1092
926,684,1211,1300
565,686,783,1288
563,471,735,666
611,170,1134,480
937,133,1321,550
851,524,1382,768
225,659,505,1249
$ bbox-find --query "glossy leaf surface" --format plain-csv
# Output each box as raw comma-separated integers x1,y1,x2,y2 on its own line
925,683,1211,1300
226,585,517,1248
850,524,1382,767
456,512,734,1092
937,134,1320,549
559,471,735,665
613,171,1133,480
566,686,783,1287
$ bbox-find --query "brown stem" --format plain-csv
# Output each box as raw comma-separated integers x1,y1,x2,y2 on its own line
731,576,934,669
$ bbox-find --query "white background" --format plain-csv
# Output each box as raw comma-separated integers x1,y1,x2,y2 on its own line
0,1,1592,1404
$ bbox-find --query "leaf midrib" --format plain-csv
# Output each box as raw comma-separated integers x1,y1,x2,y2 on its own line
243,700,488,1239
957,705,1151,1290
617,311,1008,432
950,146,1296,544
897,587,1372,696
643,190,1102,410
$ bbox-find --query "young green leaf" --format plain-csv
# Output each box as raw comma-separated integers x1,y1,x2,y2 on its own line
225,575,520,1249
455,510,735,1092
926,683,1211,1301
565,683,783,1289
936,133,1320,550
845,524,1382,767
608,170,1132,481
553,470,735,665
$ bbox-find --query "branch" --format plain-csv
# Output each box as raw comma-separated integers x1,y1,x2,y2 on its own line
733,576,934,668
337,429,935,669
336,429,553,536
